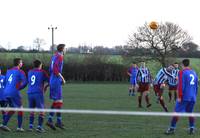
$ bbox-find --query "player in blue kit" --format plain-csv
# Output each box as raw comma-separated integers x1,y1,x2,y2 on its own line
127,62,138,96
27,60,49,133
0,68,6,125
46,44,66,130
0,58,27,132
165,59,198,135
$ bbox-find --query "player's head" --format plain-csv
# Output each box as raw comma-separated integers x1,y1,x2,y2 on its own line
13,58,23,68
182,59,190,67
57,44,66,54
166,65,174,72
33,59,42,69
173,62,179,69
131,62,137,67
140,61,145,68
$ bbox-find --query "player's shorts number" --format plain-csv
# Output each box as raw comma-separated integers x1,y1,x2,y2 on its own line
190,74,195,85
31,75,36,85
8,74,13,84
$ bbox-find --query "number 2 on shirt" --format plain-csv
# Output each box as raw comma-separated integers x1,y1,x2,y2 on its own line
190,74,195,85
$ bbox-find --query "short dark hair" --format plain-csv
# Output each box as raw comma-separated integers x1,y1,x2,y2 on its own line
182,59,190,67
57,44,65,52
33,60,42,68
174,62,178,64
13,58,22,66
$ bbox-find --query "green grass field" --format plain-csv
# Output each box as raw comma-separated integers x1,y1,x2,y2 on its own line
1,83,200,138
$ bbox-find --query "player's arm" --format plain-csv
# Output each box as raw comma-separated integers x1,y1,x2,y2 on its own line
19,71,27,90
43,70,50,92
163,68,174,78
53,57,66,84
127,69,132,77
58,73,66,84
177,71,183,102
136,69,141,82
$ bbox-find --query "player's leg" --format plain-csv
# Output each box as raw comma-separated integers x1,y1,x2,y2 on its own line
153,85,159,103
131,85,135,96
165,101,186,135
0,100,7,125
129,84,134,96
128,78,133,96
16,98,24,132
28,94,35,130
168,88,172,102
144,92,151,108
128,85,132,96
143,84,151,108
158,84,168,112
35,94,45,133
131,79,137,96
46,100,57,130
1,97,15,131
186,101,196,134
174,90,177,102
55,100,65,129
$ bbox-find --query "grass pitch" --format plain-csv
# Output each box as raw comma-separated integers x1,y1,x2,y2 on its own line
1,83,200,138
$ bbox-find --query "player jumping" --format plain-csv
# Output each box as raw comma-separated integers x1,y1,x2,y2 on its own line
153,65,175,112
46,44,66,130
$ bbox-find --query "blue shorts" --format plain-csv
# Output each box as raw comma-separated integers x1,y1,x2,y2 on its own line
174,101,195,113
50,77,62,100
28,93,44,109
6,96,22,108
130,78,137,85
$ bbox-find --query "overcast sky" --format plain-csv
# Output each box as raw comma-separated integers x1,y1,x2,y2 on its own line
0,0,199,50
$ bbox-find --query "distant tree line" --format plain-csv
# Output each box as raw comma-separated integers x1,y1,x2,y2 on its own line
1,42,199,58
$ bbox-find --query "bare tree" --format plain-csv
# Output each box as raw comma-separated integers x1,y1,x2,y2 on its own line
33,38,46,51
128,22,191,66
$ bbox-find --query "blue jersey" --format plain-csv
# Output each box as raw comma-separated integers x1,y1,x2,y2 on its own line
178,68,198,102
128,67,138,85
137,67,152,83
4,67,27,98
0,75,5,100
27,69,49,94
50,52,63,76
49,52,64,100
168,68,179,86
154,68,174,85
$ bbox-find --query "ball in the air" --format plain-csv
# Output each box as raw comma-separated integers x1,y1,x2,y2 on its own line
149,21,158,30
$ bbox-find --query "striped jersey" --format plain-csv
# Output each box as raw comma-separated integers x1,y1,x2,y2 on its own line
154,68,174,85
137,67,152,83
168,68,179,86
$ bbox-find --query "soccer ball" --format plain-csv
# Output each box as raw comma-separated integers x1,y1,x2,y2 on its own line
149,21,158,30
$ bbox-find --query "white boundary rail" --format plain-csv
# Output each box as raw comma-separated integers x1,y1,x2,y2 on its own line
0,107,198,117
